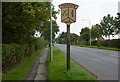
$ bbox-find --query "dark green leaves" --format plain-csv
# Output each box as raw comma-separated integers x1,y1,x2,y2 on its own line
2,2,59,44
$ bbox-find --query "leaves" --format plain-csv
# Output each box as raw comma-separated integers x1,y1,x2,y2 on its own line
38,20,59,41
91,24,102,40
80,27,90,41
2,2,59,44
100,14,116,39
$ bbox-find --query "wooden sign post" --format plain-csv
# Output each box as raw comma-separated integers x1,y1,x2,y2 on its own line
59,3,78,70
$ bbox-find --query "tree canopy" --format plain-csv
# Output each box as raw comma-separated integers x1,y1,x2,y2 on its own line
80,27,90,41
100,14,116,39
2,2,59,44
91,24,102,40
56,32,79,44
114,15,120,34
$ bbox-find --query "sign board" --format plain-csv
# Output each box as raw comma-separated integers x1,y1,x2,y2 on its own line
59,3,79,24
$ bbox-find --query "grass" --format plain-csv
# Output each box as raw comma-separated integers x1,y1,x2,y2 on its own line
48,46,96,80
2,48,45,80
72,45,120,51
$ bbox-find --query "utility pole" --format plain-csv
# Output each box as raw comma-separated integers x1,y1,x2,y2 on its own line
89,21,91,46
118,2,120,81
50,2,52,61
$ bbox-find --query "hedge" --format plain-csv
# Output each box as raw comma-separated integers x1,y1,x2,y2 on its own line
2,38,47,73
91,39,120,48
80,39,120,48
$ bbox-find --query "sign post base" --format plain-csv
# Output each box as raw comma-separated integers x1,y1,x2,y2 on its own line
67,24,70,70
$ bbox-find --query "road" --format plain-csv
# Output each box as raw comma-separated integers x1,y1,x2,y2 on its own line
55,44,119,80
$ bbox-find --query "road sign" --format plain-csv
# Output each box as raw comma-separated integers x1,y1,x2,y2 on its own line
59,3,79,25
59,3,78,70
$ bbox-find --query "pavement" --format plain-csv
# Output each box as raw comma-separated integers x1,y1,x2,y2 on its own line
25,48,48,81
55,44,119,80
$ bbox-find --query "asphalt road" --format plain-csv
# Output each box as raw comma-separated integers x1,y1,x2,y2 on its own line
55,44,119,80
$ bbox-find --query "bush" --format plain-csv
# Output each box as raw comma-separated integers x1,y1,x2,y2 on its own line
109,39,120,48
91,39,120,48
79,39,120,48
33,38,47,50
79,41,87,46
2,38,47,73
2,43,23,72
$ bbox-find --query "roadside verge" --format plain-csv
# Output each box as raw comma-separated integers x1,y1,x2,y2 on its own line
47,46,97,80
2,48,45,80
72,45,120,51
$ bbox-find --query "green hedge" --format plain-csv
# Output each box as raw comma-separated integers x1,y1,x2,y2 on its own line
2,38,47,73
91,39,120,48
79,39,120,48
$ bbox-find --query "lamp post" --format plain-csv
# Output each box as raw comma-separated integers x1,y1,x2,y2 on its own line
118,1,120,14
118,1,120,39
50,2,52,61
82,19,91,46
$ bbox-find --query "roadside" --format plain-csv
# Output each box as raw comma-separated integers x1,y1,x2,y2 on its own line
25,48,48,80
72,45,120,51
55,44,118,80
48,46,96,80
2,48,46,80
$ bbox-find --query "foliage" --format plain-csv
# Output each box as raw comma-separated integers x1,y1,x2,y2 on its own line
70,33,80,45
33,38,47,50
80,27,90,41
48,46,96,80
77,39,120,49
100,14,116,39
2,49,44,80
91,39,120,48
114,15,120,34
37,20,59,41
91,24,102,40
73,45,119,51
2,2,59,44
55,32,66,44
56,32,80,45
2,38,47,73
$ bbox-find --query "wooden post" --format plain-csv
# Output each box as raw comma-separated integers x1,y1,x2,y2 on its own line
59,3,79,70
67,24,70,70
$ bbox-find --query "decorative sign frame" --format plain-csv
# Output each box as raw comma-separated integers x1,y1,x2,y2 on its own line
59,3,79,24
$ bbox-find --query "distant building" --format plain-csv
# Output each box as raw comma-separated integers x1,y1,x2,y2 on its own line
98,36,105,41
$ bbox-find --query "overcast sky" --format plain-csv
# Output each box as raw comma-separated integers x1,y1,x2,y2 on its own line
53,0,119,39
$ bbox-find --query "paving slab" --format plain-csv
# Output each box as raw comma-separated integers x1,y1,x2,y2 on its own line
25,48,48,81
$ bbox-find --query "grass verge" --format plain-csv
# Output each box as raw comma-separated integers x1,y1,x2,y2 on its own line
73,45,120,51
2,48,45,80
48,46,96,80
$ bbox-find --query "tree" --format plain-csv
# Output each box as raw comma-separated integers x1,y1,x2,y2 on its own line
37,20,59,41
56,32,80,45
91,24,102,40
80,27,90,41
2,2,59,44
70,33,79,45
100,14,116,40
114,15,120,34
57,32,66,44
